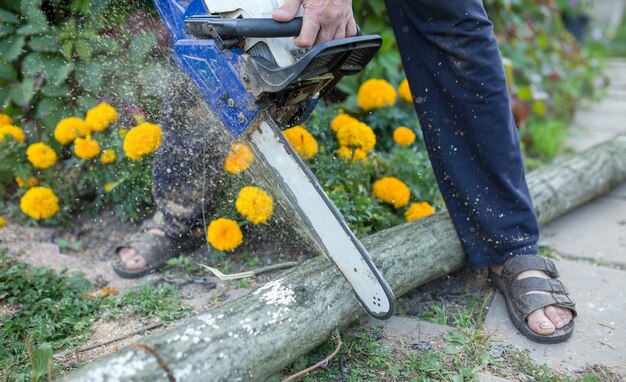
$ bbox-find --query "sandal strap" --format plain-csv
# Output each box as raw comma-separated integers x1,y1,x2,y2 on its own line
513,293,577,321
502,255,559,281
511,277,569,298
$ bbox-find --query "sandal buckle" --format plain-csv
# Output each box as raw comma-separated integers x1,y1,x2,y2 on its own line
553,294,574,306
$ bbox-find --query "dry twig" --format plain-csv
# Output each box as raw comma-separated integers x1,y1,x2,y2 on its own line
198,261,299,280
281,329,343,382
133,342,176,382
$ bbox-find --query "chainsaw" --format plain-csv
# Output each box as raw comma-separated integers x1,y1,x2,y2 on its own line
153,0,395,319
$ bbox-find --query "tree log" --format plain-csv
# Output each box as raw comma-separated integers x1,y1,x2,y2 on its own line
65,134,626,382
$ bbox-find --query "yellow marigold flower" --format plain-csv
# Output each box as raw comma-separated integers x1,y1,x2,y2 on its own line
330,113,359,133
123,122,162,160
224,143,254,174
335,121,376,153
15,177,38,188
104,182,116,192
393,126,416,146
100,149,117,164
357,78,397,111
0,125,26,142
20,186,60,220
283,125,318,159
235,186,274,224
372,176,410,208
85,103,118,132
0,113,11,126
207,218,243,252
55,117,87,143
405,201,435,222
337,146,367,162
74,136,101,159
398,78,413,103
26,142,57,169
0,216,6,228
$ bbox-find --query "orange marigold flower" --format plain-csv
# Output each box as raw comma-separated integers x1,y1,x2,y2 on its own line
330,113,359,133
224,143,254,174
20,186,60,220
283,125,318,159
393,126,416,146
55,117,88,143
27,142,57,169
85,103,118,132
398,78,413,103
335,121,376,153
336,146,368,162
123,122,162,160
207,218,243,252
0,125,26,142
100,149,117,164
75,136,101,159
0,113,12,126
405,201,435,222
235,186,274,224
372,176,410,208
15,177,38,188
357,79,397,111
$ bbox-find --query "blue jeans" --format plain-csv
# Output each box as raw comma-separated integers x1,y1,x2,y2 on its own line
384,0,539,267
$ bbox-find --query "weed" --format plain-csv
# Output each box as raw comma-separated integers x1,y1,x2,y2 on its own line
103,282,190,323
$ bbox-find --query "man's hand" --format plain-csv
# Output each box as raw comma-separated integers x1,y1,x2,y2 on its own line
272,0,357,48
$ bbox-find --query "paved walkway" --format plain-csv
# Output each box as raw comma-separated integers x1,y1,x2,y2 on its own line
368,58,626,379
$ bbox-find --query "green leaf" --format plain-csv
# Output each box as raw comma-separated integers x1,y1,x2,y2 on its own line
0,58,18,81
31,342,53,380
9,78,36,107
0,9,19,24
74,39,92,61
51,62,74,85
29,35,61,52
129,32,156,65
75,61,103,93
36,97,63,120
62,40,74,60
16,23,48,36
0,24,15,38
41,83,70,97
0,35,25,62
20,0,48,27
517,86,533,102
70,0,92,15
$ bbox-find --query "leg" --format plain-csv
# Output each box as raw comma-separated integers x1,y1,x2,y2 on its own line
383,0,573,339
116,68,229,275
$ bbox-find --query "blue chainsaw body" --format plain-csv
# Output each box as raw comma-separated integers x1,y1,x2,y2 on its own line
154,0,256,137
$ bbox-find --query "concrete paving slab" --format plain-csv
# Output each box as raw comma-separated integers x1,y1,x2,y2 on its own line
572,112,626,135
475,373,514,382
484,259,626,375
539,195,626,265
608,181,626,199
565,128,617,152
364,316,452,348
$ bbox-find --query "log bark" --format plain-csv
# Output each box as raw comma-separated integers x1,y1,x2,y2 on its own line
65,134,626,382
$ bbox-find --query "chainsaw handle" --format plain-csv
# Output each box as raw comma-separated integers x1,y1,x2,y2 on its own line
186,17,303,39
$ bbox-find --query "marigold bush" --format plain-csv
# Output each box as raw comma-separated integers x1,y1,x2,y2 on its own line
75,136,101,159
26,143,57,169
283,125,318,159
393,126,416,146
357,79,397,111
0,125,25,142
330,113,359,133
405,202,435,222
335,121,376,153
207,218,243,252
337,146,367,162
86,103,118,132
20,187,60,220
123,122,162,160
372,176,411,208
398,79,413,103
224,143,254,174
235,186,274,225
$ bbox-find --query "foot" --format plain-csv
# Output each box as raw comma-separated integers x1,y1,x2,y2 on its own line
490,265,574,335
117,228,165,271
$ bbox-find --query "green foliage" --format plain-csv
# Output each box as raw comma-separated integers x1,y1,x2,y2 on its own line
0,257,102,377
0,0,166,131
521,118,568,160
103,282,190,323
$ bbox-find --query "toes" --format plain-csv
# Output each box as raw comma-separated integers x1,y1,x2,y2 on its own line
544,305,566,329
117,247,148,270
527,309,555,335
558,307,573,325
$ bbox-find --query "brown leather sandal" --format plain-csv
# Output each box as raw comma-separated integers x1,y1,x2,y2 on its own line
488,255,577,344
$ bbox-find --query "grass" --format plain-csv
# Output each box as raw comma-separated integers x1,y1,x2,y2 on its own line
0,254,189,380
